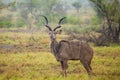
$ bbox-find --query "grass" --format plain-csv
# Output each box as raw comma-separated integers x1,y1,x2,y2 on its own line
0,29,120,80
0,46,120,80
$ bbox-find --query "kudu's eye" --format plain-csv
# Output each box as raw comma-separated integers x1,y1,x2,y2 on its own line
48,31,52,34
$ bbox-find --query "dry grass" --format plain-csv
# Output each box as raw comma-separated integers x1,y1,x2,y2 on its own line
0,47,120,80
0,29,120,80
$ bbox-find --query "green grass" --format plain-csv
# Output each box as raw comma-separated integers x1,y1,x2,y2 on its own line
0,30,120,80
0,46,120,80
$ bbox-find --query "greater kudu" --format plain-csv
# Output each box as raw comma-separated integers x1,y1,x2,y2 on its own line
42,16,94,77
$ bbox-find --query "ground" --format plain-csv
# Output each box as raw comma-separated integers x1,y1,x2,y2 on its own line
0,29,120,80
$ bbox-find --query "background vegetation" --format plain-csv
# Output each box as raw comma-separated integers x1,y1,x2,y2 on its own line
0,0,120,80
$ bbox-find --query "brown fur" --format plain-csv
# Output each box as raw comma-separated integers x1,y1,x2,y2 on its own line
50,39,93,76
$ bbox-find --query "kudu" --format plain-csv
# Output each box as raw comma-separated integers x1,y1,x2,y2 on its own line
42,16,94,76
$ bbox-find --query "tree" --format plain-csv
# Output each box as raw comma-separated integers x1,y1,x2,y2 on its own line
16,0,41,29
0,0,16,10
90,0,120,43
0,0,16,28
72,1,81,15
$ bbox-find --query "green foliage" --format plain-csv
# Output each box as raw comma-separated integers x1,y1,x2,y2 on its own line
90,0,120,23
90,0,120,43
91,15,101,25
72,1,81,10
63,25,81,34
0,18,13,28
16,20,25,27
67,16,80,25
0,0,16,10
80,25,100,33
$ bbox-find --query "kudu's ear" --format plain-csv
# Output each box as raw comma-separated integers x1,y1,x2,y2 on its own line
55,30,62,34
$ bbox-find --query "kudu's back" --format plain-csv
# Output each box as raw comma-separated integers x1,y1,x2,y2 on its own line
58,40,93,61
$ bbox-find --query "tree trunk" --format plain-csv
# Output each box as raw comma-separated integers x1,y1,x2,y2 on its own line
113,30,119,42
112,21,120,42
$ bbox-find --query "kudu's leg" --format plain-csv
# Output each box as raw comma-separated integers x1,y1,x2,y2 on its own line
88,60,96,76
60,61,68,77
80,60,91,75
88,61,92,71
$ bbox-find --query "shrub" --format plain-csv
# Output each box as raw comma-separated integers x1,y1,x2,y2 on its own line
0,17,14,28
91,15,101,25
0,20,13,28
63,25,81,34
67,16,80,25
16,20,25,27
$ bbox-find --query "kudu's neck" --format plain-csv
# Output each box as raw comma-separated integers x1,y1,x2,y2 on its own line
50,39,59,54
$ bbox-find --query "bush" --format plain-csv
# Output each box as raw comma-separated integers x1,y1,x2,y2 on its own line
0,17,14,28
67,16,80,25
91,15,101,25
0,20,13,28
79,25,101,33
63,25,81,34
16,20,25,27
